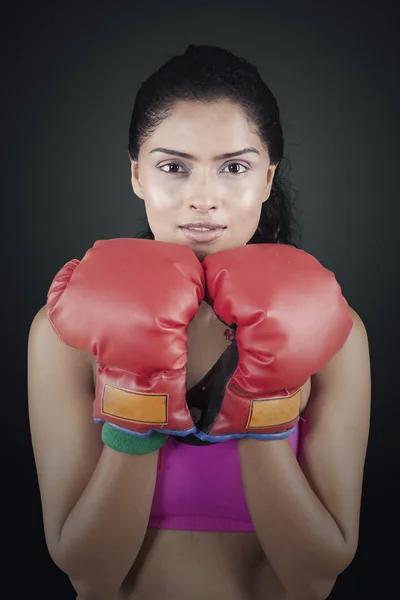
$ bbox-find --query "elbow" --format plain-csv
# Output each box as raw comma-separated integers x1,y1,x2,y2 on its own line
306,577,338,600
46,540,118,599
46,532,75,579
68,578,120,600
50,555,120,600
283,579,336,600
288,546,358,600
44,530,68,575
284,580,336,600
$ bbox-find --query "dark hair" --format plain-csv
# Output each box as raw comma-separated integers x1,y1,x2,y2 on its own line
128,45,301,247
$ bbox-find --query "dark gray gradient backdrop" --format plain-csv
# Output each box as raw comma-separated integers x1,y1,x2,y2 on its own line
3,1,399,598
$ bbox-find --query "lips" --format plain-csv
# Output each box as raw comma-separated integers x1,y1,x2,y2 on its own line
179,223,226,243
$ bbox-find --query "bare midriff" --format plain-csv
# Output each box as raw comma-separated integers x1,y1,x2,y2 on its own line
118,528,287,600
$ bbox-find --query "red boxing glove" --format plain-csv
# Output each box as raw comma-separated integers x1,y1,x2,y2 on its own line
195,244,353,442
47,238,205,437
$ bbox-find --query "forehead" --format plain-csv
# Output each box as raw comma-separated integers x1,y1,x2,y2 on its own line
142,99,263,156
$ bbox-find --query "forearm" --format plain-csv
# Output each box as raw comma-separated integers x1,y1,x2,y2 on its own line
55,444,159,595
237,437,352,599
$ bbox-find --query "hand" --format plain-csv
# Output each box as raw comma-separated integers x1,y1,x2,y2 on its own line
194,243,352,442
47,238,205,439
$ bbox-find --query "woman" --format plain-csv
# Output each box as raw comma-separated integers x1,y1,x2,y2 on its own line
28,45,371,600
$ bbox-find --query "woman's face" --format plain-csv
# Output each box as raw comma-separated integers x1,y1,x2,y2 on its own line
130,99,277,259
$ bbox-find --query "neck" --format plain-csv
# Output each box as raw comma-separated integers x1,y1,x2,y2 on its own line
198,300,218,322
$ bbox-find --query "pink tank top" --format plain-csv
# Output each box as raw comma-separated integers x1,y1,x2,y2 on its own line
148,418,302,532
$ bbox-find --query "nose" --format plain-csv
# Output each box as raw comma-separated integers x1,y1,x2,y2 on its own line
188,179,219,212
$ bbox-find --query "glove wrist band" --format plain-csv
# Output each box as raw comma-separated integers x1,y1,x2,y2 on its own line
101,422,169,455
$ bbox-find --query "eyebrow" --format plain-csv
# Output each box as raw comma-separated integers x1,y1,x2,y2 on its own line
149,147,260,161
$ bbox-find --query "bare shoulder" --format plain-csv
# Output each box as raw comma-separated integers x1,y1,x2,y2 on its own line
348,306,368,340
28,305,94,388
312,305,370,392
29,304,88,356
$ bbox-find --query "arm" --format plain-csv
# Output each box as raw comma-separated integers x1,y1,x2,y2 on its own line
28,306,159,600
237,308,371,600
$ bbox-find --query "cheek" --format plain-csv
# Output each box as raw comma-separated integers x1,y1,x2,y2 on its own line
142,171,182,206
143,187,179,219
230,193,263,222
146,195,175,211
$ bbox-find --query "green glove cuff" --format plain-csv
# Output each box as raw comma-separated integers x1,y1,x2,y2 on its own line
102,422,169,455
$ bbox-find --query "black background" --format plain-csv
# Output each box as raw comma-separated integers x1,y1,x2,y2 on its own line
2,0,399,597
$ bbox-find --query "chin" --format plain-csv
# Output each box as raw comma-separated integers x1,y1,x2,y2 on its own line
193,242,241,261
193,248,213,261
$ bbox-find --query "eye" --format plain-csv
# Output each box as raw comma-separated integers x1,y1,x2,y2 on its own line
159,162,186,174
221,162,249,175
